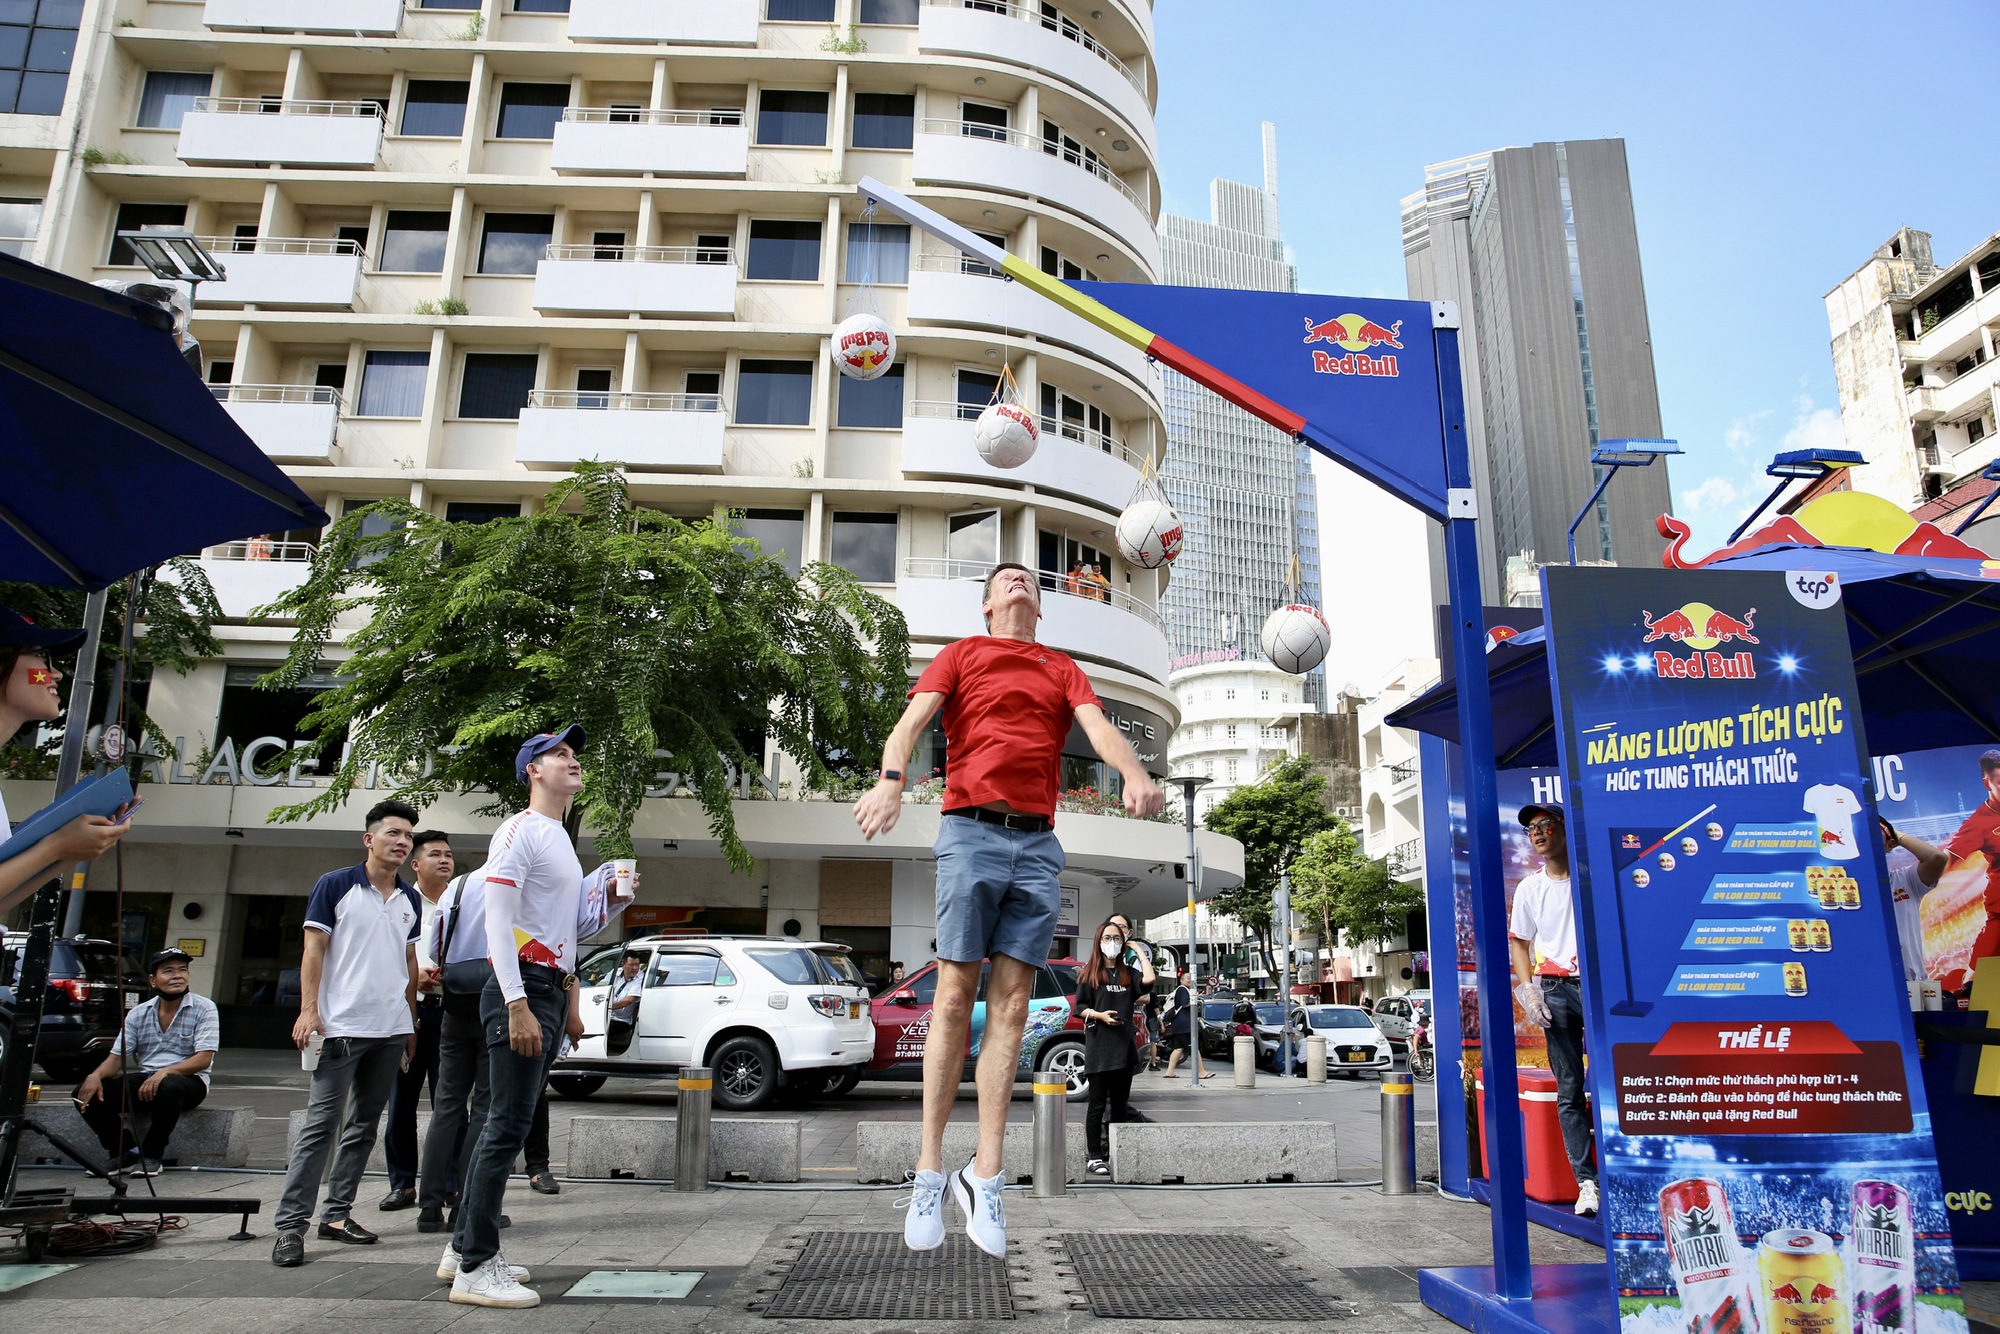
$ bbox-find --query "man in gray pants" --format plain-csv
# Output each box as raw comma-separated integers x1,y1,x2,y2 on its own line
272,800,423,1267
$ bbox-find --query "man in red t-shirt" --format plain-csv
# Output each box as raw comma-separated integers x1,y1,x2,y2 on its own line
1944,748,2000,976
855,561,1163,1257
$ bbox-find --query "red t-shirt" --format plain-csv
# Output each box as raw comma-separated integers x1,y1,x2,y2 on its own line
912,636,1101,819
1945,797,2000,913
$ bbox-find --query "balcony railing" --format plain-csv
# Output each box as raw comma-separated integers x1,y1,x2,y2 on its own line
1390,838,1422,874
1389,760,1418,785
525,389,724,413
562,106,743,126
911,251,1003,278
906,399,1147,471
924,0,1146,96
542,243,728,265
209,538,317,563
211,383,345,409
199,235,364,258
191,96,383,119
902,557,1162,629
917,119,1147,213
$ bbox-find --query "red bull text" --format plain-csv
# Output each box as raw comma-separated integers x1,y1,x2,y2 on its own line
1302,314,1401,378
1757,1230,1846,1334
1661,1178,1763,1334
1849,1180,1916,1334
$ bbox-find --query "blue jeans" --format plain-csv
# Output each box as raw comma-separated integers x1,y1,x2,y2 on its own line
454,973,564,1268
1540,976,1597,1185
932,812,1065,964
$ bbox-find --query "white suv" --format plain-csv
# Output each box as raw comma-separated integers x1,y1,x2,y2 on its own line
548,936,873,1110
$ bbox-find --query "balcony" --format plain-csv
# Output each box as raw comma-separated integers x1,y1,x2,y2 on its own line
1389,759,1418,789
917,1,1154,160
1390,838,1422,876
196,237,362,310
898,559,1170,683
912,122,1160,279
907,255,1154,390
199,539,317,619
566,0,760,44
212,384,341,464
534,245,737,317
516,391,726,472
901,401,1142,510
551,107,750,177
203,0,402,34
178,98,384,169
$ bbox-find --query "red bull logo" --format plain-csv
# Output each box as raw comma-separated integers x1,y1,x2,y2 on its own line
1771,1284,1805,1307
1303,313,1401,378
1642,602,1759,680
1658,490,1986,568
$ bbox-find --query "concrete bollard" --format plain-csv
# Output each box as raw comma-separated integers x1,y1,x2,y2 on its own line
1031,1077,1067,1197
1233,1035,1256,1088
674,1066,712,1193
1380,1072,1416,1194
1305,1034,1328,1083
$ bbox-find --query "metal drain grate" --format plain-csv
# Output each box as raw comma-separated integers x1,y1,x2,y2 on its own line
1061,1233,1345,1322
761,1232,1014,1321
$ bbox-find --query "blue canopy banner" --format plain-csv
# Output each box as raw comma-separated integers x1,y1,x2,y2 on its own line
1542,564,1965,1334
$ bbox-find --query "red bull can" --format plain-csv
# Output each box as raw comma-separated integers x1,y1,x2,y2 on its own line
1787,921,1812,952
1661,1178,1762,1334
1783,963,1808,997
1758,1230,1846,1334
1849,1181,1916,1334
1808,920,1832,953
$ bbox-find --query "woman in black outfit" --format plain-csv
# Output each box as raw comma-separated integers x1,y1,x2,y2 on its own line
1075,916,1151,1176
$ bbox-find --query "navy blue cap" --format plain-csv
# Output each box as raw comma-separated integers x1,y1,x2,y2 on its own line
515,724,585,784
0,607,84,652
1518,802,1565,828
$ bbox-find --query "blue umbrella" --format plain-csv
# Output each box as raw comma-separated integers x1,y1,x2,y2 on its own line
0,251,327,588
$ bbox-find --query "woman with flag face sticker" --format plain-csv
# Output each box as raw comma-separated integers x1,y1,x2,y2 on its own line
0,607,134,911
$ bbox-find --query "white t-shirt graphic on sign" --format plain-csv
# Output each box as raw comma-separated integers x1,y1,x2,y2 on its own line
1801,783,1862,862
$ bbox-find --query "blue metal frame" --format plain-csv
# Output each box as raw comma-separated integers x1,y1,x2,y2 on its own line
1417,729,1470,1195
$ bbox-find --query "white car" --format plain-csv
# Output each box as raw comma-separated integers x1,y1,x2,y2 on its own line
1300,1004,1395,1076
548,936,873,1110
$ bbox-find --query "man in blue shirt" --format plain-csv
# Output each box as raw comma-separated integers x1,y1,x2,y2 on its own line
72,946,219,1177
271,799,422,1268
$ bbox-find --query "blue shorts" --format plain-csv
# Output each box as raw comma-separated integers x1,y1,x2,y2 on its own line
932,813,1065,965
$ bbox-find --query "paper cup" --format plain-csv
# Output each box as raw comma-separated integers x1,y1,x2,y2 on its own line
612,858,638,899
1920,980,1942,1011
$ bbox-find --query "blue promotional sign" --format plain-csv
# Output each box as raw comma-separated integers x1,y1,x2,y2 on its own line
1541,565,1966,1334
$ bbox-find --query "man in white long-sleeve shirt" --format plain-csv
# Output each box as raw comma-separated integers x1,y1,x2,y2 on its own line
448,725,632,1309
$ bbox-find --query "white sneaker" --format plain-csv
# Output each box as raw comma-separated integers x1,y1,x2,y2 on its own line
438,1243,531,1283
450,1254,540,1308
1575,1179,1600,1217
897,1169,947,1252
951,1161,1007,1258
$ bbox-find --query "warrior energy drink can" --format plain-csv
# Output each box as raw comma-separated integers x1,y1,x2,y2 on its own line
1849,1180,1916,1334
1661,1178,1762,1334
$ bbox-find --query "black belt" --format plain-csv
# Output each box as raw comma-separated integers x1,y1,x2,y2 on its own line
1539,975,1581,986
417,994,445,1009
946,807,1053,833
521,961,577,991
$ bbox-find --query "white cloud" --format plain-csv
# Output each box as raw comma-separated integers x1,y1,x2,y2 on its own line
1723,409,1772,461
1679,475,1742,513
1781,395,1845,454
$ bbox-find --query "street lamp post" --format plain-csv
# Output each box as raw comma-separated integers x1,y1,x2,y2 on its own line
1171,773,1211,1087
117,229,228,305
1727,447,1866,543
1566,438,1684,565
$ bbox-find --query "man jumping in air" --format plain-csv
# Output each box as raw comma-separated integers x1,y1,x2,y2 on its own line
854,562,1163,1257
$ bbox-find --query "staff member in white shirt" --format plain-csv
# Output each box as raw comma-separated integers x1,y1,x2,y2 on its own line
1506,801,1599,1218
379,828,456,1212
449,725,632,1309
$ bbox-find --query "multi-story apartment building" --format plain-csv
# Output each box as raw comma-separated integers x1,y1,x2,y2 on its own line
1403,139,1672,605
1164,658,1313,823
1158,124,1324,704
1826,227,2000,519
0,0,1247,1013
1337,655,1437,999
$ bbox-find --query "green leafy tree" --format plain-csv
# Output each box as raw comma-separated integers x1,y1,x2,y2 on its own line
259,462,910,870
1326,857,1426,955
1286,821,1363,953
0,563,223,778
1202,756,1338,981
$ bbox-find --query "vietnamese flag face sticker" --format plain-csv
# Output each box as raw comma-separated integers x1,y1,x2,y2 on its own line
27,668,52,686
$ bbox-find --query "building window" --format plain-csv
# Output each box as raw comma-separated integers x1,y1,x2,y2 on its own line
947,509,999,568
495,82,569,139
216,664,347,780
844,222,909,283
457,353,538,420
859,0,918,20
831,512,897,583
444,501,522,525
836,363,904,428
745,220,821,281
961,100,1009,141
356,350,430,418
1226,724,1237,742
766,0,834,19
342,498,399,568
735,509,805,577
0,0,79,116
735,359,813,425
380,210,450,272
1226,760,1238,782
107,202,186,265
479,212,554,275
851,92,914,149
1261,690,1270,701
695,232,732,265
684,369,722,409
756,90,828,146
418,0,479,7
514,0,570,10
0,196,40,258
135,70,210,129
954,368,999,420
401,79,469,136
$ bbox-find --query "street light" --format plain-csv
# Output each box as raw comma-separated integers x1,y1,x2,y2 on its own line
1727,446,1866,543
1567,438,1683,564
1170,772,1211,1087
1949,458,2000,536
117,229,227,303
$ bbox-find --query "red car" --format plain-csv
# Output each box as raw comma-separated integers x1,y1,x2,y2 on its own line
865,957,1092,1098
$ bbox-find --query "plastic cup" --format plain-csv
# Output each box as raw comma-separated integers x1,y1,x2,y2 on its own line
302,1031,323,1072
612,858,638,900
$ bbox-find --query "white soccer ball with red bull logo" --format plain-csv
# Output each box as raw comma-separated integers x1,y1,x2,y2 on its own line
833,311,896,381
1115,498,1184,569
1260,603,1331,675
973,401,1038,468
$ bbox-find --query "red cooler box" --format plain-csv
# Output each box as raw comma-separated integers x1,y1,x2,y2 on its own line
1475,1066,1581,1205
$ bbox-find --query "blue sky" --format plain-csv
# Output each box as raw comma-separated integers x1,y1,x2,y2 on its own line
1148,0,1996,686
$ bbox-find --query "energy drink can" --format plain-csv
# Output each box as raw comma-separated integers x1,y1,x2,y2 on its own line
1783,962,1808,996
1849,1180,1916,1334
1787,921,1812,952
1807,920,1831,953
1660,1178,1762,1334
1839,880,1861,910
1757,1230,1846,1334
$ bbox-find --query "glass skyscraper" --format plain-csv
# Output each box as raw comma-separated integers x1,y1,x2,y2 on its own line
1160,124,1324,702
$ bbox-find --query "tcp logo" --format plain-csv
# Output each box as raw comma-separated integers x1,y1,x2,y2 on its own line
1785,569,1842,610
1945,1190,1992,1215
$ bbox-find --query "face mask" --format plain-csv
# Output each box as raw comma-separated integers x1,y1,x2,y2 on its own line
1100,938,1122,958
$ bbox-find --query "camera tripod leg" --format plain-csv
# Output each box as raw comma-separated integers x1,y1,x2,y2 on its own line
19,1116,127,1196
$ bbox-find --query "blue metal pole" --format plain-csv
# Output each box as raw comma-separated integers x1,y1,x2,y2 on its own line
1727,475,1796,544
1566,467,1617,565
1435,321,1532,1301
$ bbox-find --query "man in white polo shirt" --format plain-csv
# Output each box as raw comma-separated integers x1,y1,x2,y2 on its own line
1506,800,1598,1218
271,799,423,1268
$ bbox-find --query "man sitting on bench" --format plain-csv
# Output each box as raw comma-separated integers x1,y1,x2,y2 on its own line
73,947,220,1177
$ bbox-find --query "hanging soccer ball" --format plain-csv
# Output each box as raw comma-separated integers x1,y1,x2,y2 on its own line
1115,498,1184,569
1260,603,1332,675
833,311,896,381
973,401,1039,468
